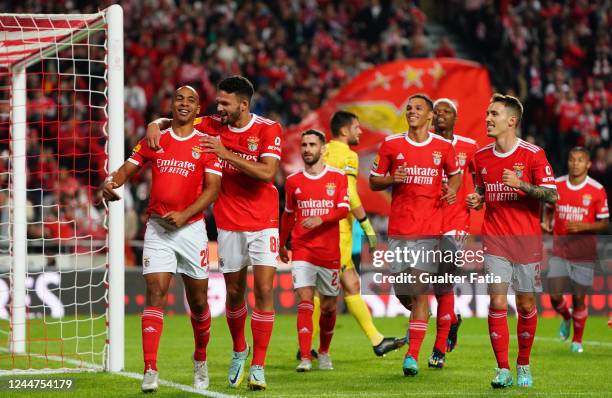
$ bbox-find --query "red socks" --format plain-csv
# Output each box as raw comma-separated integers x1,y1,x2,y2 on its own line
554,298,572,321
251,311,275,366
191,307,211,361
319,309,336,354
142,306,164,372
488,308,509,369
572,308,588,343
434,293,454,353
407,320,428,360
226,304,248,353
517,308,537,366
297,301,314,359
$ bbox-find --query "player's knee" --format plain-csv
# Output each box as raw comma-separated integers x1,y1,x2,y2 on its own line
146,288,168,308
320,299,337,313
396,295,412,310
549,294,562,305
342,278,360,295
515,297,535,314
187,296,208,315
489,295,507,310
254,283,273,303
572,295,586,310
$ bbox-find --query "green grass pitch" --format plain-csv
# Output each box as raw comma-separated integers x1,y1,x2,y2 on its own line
1,314,612,397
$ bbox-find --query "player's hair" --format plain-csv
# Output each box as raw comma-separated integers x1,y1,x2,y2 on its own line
330,111,358,137
301,129,326,143
569,146,591,160
490,93,523,126
408,93,434,110
218,75,254,102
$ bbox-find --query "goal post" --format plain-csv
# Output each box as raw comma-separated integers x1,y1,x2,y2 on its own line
0,4,124,373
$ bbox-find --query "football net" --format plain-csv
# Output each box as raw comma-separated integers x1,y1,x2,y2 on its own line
0,5,124,373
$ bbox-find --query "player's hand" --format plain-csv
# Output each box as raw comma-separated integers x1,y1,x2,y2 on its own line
502,168,522,189
302,216,323,229
365,234,377,253
146,122,162,151
200,136,231,160
162,211,189,229
566,221,587,233
466,192,482,209
540,221,553,233
102,174,121,201
441,187,457,204
393,162,408,184
279,246,290,263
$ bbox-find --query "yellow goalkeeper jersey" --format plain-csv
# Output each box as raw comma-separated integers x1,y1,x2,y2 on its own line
323,140,362,233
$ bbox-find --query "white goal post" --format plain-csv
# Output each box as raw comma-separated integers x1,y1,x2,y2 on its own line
0,4,124,373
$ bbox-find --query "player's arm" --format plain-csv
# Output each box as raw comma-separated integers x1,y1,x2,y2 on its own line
541,204,554,233
566,218,609,234
515,180,559,204
441,172,462,204
466,185,485,210
279,183,296,263
146,118,172,150
344,157,378,251
162,172,222,229
102,161,140,201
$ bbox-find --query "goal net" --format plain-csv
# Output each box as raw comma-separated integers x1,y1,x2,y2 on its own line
0,5,124,373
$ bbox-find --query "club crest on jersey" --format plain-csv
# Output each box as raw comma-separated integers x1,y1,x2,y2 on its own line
582,194,592,206
247,136,259,152
513,164,525,178
432,151,442,165
457,152,467,167
326,182,336,196
192,145,202,159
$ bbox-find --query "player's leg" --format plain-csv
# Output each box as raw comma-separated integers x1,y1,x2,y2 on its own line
293,261,317,370
514,262,541,388
485,255,512,388
182,275,211,389
218,229,250,388
247,228,279,390
430,282,454,368
316,267,340,370
547,257,572,339
569,263,593,352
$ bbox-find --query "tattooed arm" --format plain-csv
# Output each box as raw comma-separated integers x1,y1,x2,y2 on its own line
502,168,558,205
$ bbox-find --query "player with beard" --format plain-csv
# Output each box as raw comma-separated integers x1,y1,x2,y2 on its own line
280,129,349,372
146,76,281,390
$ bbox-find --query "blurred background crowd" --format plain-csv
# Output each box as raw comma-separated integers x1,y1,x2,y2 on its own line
0,0,609,264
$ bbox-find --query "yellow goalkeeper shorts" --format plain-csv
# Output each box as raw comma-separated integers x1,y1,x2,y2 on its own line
340,232,354,274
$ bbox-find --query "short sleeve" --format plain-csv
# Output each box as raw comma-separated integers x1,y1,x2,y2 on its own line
531,149,556,188
595,187,609,219
370,141,391,177
128,137,152,166
204,154,223,177
260,123,282,160
443,143,460,176
284,178,295,213
337,173,350,209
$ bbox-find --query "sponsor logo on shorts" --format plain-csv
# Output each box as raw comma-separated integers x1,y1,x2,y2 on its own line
143,256,150,267
218,257,224,269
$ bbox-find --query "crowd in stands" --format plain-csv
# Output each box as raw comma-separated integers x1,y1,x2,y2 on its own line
0,0,609,262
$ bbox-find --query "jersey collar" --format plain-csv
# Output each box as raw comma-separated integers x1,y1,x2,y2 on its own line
169,128,197,141
405,132,432,147
492,138,520,158
566,175,589,191
228,114,256,132
303,165,329,180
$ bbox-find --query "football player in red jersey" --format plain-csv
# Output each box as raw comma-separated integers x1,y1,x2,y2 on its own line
544,147,609,353
103,86,222,392
280,129,349,372
370,93,462,377
145,76,282,390
428,98,479,368
467,94,558,388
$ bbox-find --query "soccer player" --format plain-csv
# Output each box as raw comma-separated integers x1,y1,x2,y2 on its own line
103,86,222,392
544,147,609,353
466,93,557,388
146,76,282,390
280,129,349,372
321,111,406,357
428,98,478,368
369,93,462,377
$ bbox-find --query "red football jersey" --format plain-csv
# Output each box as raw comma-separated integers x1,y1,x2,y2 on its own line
474,139,556,263
552,175,609,262
442,134,479,233
194,114,282,231
284,166,349,269
128,128,223,224
370,132,460,238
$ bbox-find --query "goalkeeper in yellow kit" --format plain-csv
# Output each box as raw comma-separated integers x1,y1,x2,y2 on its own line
313,111,406,356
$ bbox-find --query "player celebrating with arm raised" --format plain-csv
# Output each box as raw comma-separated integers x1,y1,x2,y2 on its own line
280,130,349,372
322,111,406,357
466,94,557,389
103,86,222,392
428,98,478,368
369,93,462,377
545,147,609,353
146,76,282,390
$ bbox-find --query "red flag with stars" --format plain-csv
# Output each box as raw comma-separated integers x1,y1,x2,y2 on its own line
281,59,493,233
